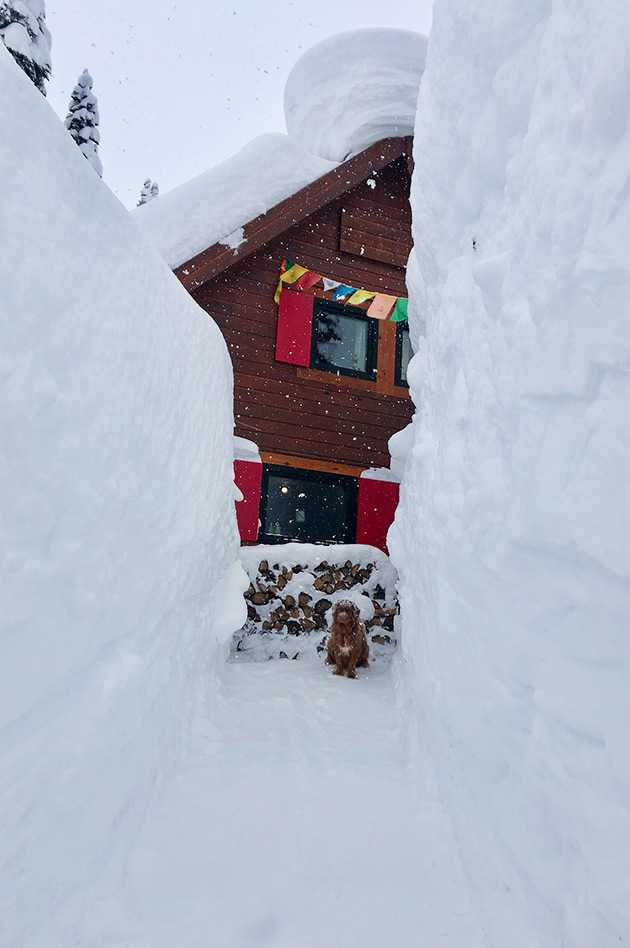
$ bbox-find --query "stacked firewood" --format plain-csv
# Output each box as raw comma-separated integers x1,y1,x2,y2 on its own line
243,558,397,641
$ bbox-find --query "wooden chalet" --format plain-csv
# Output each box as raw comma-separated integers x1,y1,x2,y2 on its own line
174,136,415,552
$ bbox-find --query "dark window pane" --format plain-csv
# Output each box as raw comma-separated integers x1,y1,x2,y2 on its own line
310,300,377,380
260,466,358,544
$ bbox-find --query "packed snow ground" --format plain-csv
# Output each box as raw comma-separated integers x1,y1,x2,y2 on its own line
83,658,487,948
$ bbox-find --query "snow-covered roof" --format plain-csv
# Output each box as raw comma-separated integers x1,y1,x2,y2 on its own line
132,133,335,270
133,29,427,272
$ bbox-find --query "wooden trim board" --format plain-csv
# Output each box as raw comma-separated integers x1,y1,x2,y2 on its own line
259,452,365,478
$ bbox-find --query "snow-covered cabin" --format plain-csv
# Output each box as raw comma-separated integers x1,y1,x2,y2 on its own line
135,30,427,552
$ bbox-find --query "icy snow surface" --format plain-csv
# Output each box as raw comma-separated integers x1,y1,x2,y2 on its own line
0,44,243,945
133,133,335,269
284,29,428,162
390,1,630,946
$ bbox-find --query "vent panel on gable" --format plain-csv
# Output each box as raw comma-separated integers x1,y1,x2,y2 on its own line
339,207,413,269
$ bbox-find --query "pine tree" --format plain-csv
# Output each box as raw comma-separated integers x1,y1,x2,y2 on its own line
137,178,159,206
0,0,51,95
65,69,103,177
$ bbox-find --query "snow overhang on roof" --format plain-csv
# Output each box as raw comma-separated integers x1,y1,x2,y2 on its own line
132,133,336,272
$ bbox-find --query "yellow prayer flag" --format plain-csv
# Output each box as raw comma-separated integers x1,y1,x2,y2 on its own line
347,289,376,306
274,279,283,304
367,294,397,320
281,263,308,285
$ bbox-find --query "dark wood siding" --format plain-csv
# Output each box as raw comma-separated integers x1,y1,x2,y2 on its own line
192,156,414,471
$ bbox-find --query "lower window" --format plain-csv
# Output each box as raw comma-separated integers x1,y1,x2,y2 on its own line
259,464,358,544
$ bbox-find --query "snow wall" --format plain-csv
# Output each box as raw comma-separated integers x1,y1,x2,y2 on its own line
390,1,630,945
0,47,243,944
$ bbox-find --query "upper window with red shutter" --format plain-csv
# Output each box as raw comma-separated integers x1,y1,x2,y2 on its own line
276,291,378,381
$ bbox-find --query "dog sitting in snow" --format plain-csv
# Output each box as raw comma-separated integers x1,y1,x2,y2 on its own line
325,600,369,679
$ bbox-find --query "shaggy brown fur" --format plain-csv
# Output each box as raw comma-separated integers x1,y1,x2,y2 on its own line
325,600,370,679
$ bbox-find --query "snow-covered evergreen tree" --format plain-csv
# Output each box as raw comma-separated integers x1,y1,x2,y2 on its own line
137,178,159,206
0,0,51,95
64,69,102,177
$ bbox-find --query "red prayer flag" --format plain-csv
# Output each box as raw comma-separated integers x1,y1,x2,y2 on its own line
294,270,322,291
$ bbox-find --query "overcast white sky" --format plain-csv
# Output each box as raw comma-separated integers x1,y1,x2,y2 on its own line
45,1,433,208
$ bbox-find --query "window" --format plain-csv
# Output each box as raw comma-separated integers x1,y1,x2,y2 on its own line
394,321,412,388
310,298,378,381
259,464,358,544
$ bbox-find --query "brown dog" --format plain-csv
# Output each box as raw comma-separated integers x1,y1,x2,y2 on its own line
325,600,370,679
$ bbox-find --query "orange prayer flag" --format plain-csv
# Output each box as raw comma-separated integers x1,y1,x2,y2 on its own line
367,294,397,320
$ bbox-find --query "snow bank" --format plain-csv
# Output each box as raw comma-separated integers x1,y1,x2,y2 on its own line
391,2,630,945
284,29,427,162
133,133,335,269
0,46,243,945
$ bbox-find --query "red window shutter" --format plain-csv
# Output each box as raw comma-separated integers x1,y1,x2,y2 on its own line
275,289,314,366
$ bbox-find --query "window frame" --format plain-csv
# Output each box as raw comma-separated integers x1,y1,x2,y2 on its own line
258,463,358,545
394,320,411,388
309,297,379,382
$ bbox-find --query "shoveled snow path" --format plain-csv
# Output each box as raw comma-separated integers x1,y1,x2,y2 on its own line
107,659,487,948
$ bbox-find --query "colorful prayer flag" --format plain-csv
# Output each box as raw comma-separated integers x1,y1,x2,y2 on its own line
281,263,308,284
274,279,283,304
391,298,409,322
332,284,356,300
322,278,341,293
347,289,376,307
367,294,397,320
294,270,322,291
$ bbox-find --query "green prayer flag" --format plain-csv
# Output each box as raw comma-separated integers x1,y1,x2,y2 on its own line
391,298,409,322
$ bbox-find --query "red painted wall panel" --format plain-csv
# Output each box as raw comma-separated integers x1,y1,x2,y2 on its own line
275,289,313,366
356,477,400,555
234,459,263,542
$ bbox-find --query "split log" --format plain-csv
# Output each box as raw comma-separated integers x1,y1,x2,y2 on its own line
313,598,332,615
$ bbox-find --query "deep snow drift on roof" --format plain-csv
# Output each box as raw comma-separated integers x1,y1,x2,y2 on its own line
132,132,335,269
0,43,243,944
284,29,428,162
